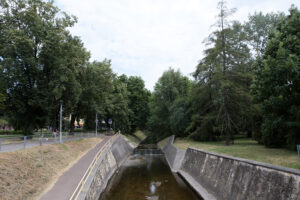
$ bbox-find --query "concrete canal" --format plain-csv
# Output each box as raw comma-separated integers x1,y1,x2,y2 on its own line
100,137,202,200
83,135,300,200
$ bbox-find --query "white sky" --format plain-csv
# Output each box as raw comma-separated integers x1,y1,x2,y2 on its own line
54,0,300,90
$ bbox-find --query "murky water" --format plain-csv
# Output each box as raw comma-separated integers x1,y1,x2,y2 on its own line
100,155,202,200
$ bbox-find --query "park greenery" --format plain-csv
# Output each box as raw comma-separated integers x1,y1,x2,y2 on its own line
0,0,299,150
147,2,300,149
0,0,150,135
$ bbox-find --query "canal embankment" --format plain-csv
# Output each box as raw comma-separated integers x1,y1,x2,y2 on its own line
0,137,104,200
100,155,201,200
100,134,201,200
162,136,300,200
81,134,133,200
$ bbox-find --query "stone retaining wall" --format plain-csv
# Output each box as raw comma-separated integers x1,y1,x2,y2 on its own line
162,136,300,200
81,135,133,200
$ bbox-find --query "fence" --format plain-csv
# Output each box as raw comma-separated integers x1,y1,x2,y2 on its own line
0,132,102,153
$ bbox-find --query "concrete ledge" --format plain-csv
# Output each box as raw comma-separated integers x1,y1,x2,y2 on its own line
178,170,216,200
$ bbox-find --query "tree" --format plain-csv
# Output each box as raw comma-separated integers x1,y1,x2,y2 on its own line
252,6,300,148
169,95,192,137
147,68,192,140
72,60,113,132
243,11,283,142
0,0,89,134
124,76,150,133
244,12,284,57
189,1,252,145
106,75,130,133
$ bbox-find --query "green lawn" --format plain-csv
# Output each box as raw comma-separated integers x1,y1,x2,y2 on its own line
123,134,140,145
123,131,147,145
174,138,300,170
134,130,147,141
157,136,170,149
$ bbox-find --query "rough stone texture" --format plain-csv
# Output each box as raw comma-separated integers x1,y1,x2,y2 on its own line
162,135,300,200
82,135,133,200
84,151,117,200
181,148,300,200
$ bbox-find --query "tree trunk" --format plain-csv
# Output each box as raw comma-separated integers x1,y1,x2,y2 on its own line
226,130,230,145
70,114,76,134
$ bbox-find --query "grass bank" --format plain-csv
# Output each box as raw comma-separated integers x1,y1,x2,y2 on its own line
0,137,102,200
174,138,300,170
134,130,147,141
157,136,170,149
123,130,147,145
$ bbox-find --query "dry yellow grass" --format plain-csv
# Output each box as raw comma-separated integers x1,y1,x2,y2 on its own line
0,137,102,200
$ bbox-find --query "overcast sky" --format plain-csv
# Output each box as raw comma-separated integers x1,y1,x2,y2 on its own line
55,0,299,90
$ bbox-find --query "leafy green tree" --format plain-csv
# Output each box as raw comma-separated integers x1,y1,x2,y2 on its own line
0,0,89,134
252,6,300,148
169,95,192,137
0,69,5,112
106,75,130,133
244,12,284,57
147,68,192,139
243,11,283,142
124,76,150,133
72,60,113,132
45,35,90,132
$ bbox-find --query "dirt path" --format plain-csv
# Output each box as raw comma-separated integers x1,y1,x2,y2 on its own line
40,136,111,200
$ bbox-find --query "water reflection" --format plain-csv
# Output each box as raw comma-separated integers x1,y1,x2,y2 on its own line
100,155,202,200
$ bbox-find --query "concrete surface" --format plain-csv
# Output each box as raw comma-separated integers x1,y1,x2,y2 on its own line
40,136,111,200
161,135,300,200
83,135,133,200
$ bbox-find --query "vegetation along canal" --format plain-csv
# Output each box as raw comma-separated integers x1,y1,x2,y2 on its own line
100,137,202,200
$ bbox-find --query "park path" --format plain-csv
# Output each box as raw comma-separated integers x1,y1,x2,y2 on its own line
40,136,111,200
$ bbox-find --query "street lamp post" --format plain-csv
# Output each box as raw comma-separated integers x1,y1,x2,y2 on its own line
59,100,63,144
95,112,98,137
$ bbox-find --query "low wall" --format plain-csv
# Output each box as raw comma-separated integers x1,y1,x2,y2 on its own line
81,135,133,200
162,136,300,200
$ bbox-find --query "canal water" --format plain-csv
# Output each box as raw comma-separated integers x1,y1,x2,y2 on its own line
100,154,202,200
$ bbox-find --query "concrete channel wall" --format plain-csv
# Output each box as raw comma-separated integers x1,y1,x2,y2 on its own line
162,136,300,200
81,135,133,200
